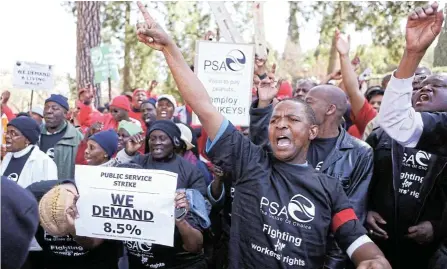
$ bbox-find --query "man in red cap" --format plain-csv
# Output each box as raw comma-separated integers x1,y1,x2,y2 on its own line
103,95,141,131
76,85,102,134
129,88,148,125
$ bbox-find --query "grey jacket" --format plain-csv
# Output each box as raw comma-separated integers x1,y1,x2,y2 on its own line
39,123,83,179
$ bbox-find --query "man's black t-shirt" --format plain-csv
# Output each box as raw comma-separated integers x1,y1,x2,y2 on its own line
206,121,367,269
398,148,433,230
308,137,338,170
40,126,67,159
3,147,34,182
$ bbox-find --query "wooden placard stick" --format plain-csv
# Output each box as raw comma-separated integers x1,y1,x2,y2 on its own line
209,2,244,43
253,2,267,60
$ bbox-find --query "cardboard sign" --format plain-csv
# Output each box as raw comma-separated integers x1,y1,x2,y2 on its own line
194,41,255,127
74,165,177,246
12,61,54,90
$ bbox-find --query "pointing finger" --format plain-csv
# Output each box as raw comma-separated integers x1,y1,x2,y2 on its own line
431,1,439,12
423,4,434,15
137,1,154,25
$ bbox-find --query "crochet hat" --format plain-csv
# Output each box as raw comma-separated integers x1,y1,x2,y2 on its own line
89,130,119,158
38,184,78,236
8,116,41,145
110,95,131,112
149,120,181,147
45,94,69,111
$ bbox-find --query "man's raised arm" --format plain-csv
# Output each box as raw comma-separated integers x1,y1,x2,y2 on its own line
378,2,444,148
136,1,223,141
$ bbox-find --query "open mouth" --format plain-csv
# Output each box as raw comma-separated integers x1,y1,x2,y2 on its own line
416,93,430,105
153,147,164,154
160,111,168,118
276,135,291,148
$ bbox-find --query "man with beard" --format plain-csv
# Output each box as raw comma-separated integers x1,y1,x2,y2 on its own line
39,94,83,179
366,73,447,269
134,3,391,268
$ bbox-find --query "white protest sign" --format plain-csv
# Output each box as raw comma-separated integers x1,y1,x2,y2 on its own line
194,41,254,126
74,165,178,246
12,61,54,90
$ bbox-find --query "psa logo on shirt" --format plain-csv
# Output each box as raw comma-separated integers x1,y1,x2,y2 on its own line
402,150,431,170
7,173,19,182
203,49,246,73
260,194,315,230
46,148,55,159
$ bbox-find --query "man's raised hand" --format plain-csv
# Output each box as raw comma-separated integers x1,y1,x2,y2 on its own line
136,1,173,51
335,29,350,56
406,2,444,55
257,64,280,108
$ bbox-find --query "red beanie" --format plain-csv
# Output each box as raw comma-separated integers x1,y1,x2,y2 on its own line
133,88,147,99
110,96,131,112
277,81,293,100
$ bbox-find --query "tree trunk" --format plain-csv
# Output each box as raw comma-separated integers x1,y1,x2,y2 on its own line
433,4,447,67
76,1,101,106
122,2,132,92
279,2,302,80
327,3,344,74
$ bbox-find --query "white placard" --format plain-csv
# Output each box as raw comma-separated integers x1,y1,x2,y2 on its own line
74,165,178,246
12,61,54,90
194,41,254,127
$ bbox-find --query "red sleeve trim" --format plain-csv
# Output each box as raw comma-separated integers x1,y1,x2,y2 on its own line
331,208,358,233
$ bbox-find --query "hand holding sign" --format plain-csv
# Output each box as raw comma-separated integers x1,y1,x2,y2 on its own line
175,191,189,222
136,1,173,51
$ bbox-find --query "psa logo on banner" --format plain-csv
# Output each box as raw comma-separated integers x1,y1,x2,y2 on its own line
204,49,246,72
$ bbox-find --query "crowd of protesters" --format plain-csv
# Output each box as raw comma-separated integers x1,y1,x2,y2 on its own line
1,2,447,269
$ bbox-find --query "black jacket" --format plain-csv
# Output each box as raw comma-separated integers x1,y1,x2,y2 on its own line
366,127,447,269
249,101,373,269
